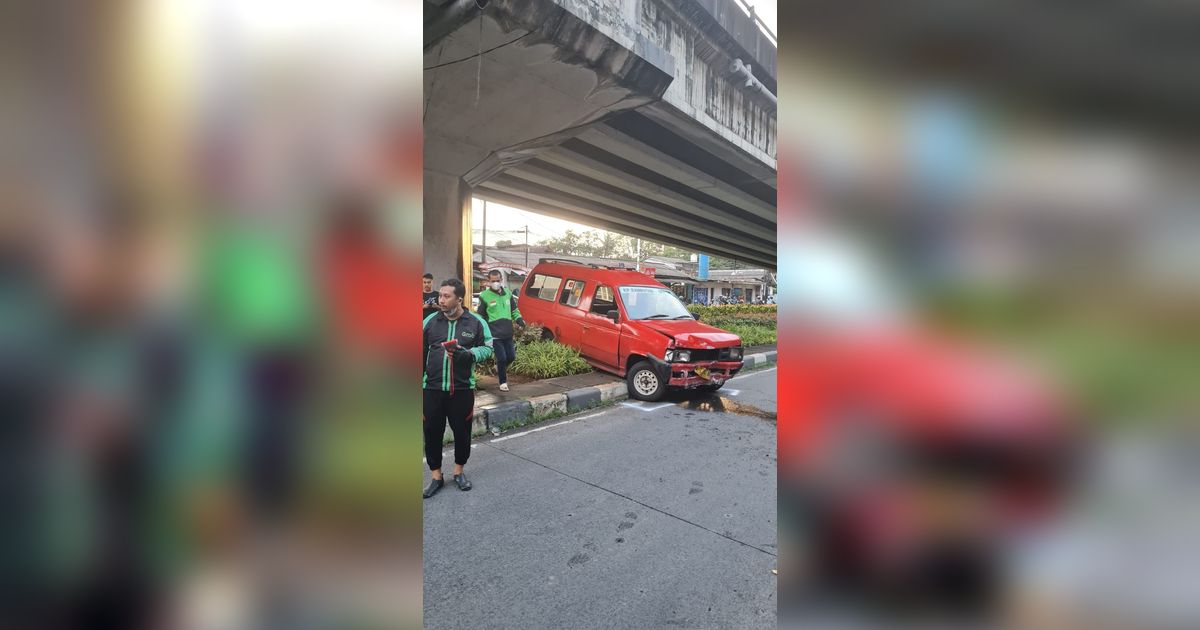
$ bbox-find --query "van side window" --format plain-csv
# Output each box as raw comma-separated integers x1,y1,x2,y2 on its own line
589,285,615,315
526,273,563,301
559,279,586,307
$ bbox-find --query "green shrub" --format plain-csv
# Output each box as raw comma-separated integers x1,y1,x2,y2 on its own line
688,304,777,317
515,323,546,346
724,324,777,346
474,323,549,378
687,304,776,346
509,341,592,380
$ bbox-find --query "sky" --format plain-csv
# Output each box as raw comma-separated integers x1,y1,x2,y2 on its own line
739,0,776,39
470,198,588,246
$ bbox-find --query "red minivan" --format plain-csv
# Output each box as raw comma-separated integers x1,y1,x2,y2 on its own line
519,259,745,401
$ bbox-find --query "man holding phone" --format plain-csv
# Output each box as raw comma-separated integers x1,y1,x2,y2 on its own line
422,278,493,498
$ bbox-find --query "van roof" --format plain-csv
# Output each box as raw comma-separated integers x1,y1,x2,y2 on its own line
528,261,667,288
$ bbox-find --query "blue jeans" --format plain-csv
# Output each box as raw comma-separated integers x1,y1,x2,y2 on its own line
493,337,516,384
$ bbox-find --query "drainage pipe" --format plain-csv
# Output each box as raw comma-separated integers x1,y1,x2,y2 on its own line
729,58,777,109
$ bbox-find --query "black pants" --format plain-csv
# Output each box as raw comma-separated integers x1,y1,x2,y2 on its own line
243,347,308,524
493,337,516,384
423,389,475,470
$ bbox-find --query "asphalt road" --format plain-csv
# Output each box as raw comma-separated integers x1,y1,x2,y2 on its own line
423,367,778,630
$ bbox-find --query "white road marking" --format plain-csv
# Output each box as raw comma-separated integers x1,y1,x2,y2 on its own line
730,367,775,381
722,389,741,396
620,402,674,412
490,409,608,443
492,419,573,443
419,406,620,460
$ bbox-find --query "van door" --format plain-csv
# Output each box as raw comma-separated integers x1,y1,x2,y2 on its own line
555,278,587,348
581,284,620,369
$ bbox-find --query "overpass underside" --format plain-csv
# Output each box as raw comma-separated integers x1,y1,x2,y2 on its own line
424,0,776,278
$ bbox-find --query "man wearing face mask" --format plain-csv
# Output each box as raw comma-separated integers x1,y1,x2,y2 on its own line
476,270,525,396
422,278,493,498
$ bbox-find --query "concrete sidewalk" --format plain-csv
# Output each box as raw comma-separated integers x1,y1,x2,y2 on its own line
449,345,777,440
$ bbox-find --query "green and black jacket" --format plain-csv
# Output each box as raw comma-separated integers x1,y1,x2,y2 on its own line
423,309,494,392
476,287,524,340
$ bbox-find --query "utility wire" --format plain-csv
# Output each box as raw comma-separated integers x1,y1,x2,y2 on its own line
423,32,532,72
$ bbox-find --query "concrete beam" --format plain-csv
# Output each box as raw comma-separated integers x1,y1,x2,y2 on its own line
577,123,776,221
504,160,774,249
423,0,673,178
677,0,776,89
474,182,776,268
539,142,776,242
480,174,773,261
638,103,776,187
424,0,485,52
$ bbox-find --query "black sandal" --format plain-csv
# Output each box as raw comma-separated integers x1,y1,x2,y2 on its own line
453,473,472,491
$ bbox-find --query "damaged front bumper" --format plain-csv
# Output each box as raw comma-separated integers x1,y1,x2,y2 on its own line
666,360,744,388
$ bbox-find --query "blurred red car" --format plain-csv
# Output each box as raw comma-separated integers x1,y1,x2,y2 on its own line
778,230,1078,613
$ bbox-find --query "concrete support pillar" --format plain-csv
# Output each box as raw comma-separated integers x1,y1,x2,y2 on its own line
423,169,473,285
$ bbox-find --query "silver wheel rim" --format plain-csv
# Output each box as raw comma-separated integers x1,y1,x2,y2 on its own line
633,370,659,396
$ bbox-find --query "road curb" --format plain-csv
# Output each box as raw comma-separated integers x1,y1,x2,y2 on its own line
596,381,627,402
448,350,775,442
565,386,603,413
741,350,776,370
528,393,568,419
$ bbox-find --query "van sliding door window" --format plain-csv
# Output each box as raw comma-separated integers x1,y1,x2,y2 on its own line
560,279,586,307
527,273,563,301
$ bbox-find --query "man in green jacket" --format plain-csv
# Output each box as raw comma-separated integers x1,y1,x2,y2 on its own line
476,269,525,394
423,278,493,498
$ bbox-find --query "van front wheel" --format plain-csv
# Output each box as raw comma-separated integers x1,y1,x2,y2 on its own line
627,361,667,402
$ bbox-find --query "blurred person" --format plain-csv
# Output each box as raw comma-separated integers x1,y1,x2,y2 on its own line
475,269,525,395
6,199,181,629
200,211,316,527
319,194,411,365
422,279,493,498
195,205,321,629
423,272,439,319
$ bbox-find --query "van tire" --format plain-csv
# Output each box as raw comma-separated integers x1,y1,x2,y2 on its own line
627,361,667,402
540,327,555,341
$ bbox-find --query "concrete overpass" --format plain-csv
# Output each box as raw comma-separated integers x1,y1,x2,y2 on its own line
423,0,777,282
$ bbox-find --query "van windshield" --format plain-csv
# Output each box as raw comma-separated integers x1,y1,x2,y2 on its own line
618,286,692,320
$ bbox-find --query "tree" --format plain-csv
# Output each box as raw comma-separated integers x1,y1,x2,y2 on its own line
540,229,595,256
495,240,513,248
539,228,697,262
707,255,756,270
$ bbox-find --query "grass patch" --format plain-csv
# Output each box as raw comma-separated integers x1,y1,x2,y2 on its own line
507,341,592,380
475,324,594,380
688,304,778,317
919,286,1199,425
689,305,777,346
